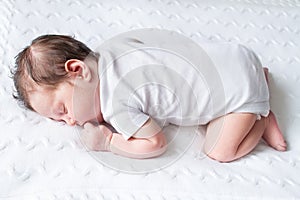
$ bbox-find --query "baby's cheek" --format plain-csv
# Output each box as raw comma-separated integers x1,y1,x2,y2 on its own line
72,104,94,124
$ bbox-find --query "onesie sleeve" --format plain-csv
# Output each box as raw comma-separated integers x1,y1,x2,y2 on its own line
108,105,150,140
132,117,162,139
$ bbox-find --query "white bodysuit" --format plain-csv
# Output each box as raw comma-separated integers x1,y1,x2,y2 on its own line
96,29,269,140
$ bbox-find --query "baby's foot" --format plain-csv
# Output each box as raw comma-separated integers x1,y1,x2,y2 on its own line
263,111,287,151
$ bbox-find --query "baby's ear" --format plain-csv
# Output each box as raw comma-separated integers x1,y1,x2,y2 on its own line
65,59,91,81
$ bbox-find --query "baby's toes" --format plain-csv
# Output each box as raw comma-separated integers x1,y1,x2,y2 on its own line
276,144,287,151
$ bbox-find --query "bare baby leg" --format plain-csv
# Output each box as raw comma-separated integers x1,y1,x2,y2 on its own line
204,113,267,162
203,68,286,162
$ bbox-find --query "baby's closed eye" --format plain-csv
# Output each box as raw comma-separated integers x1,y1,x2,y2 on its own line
49,117,66,124
49,104,67,123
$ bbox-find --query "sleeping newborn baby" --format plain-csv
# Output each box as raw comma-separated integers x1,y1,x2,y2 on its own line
13,29,286,162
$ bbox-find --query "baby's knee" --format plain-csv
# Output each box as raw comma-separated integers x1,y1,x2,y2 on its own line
207,153,234,163
204,147,236,163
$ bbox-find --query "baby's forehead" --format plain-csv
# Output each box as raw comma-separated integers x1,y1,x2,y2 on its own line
28,84,55,101
28,85,55,112
25,80,44,91
32,84,55,94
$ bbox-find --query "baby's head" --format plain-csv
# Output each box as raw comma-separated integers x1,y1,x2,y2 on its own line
13,35,102,126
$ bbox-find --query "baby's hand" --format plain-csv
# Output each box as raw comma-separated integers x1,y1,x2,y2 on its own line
81,122,113,151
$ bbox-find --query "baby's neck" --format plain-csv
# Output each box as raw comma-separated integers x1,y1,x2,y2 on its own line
95,79,104,123
97,111,104,123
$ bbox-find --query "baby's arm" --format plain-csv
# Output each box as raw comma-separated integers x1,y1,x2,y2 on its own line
83,118,167,159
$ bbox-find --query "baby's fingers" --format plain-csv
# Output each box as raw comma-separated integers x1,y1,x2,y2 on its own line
83,122,96,131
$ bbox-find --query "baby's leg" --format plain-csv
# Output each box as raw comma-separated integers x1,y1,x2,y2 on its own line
262,67,287,151
204,113,266,162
